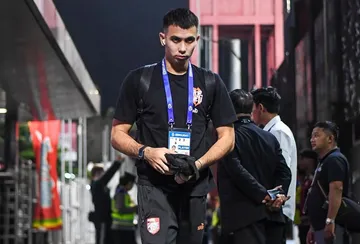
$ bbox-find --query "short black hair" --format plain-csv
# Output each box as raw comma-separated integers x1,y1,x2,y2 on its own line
119,172,136,186
163,8,198,31
251,86,281,114
91,166,104,178
314,121,339,142
229,89,253,114
300,149,318,161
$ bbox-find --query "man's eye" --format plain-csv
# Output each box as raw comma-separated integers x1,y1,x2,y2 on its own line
185,38,195,43
172,38,181,43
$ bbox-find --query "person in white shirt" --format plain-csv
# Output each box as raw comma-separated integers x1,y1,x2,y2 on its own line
251,87,298,244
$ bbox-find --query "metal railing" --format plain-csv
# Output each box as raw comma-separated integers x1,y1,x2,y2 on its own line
0,161,35,244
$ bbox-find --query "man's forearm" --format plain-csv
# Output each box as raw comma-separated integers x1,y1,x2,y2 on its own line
327,187,343,219
198,132,234,168
111,130,142,158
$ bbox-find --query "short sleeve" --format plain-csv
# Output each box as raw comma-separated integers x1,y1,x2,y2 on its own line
113,70,139,124
327,157,347,184
209,74,237,128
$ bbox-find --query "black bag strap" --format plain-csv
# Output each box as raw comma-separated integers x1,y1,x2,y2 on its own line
204,70,216,121
136,63,156,119
135,63,156,142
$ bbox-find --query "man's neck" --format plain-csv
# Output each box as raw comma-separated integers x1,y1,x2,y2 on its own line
262,113,277,126
165,58,188,75
318,146,337,159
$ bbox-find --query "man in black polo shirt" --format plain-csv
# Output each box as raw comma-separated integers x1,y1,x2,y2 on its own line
305,121,349,244
111,8,236,244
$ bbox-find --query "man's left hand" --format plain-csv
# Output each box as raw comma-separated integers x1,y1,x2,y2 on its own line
324,223,335,240
266,194,290,211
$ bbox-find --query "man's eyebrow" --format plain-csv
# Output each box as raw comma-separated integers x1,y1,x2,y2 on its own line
170,35,196,40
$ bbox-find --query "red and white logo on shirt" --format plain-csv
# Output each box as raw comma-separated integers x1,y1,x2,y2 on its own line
147,217,160,235
193,87,203,107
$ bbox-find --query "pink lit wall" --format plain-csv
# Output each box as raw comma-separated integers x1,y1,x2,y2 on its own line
189,0,284,87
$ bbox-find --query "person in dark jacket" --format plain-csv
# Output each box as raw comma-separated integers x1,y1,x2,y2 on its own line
89,158,123,244
218,89,292,244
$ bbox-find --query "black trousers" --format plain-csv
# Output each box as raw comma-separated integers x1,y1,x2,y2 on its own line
94,221,113,244
221,221,266,244
265,216,292,244
298,225,310,244
113,229,137,244
138,185,207,244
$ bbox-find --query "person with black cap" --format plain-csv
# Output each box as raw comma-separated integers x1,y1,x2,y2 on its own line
112,172,138,244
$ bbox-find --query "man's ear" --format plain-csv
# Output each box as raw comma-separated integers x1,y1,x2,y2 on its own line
159,32,166,46
196,35,200,42
259,103,265,112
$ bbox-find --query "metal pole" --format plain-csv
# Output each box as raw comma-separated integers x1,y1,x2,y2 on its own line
102,124,109,163
83,117,87,179
229,39,242,90
82,117,88,244
68,119,73,176
60,120,66,244
28,161,33,244
78,118,83,179
67,120,73,243
77,118,83,244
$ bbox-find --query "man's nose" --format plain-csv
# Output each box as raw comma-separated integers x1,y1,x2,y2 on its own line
179,42,186,53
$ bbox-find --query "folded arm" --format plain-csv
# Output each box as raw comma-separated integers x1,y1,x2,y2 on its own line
273,141,292,194
197,124,235,169
222,150,268,204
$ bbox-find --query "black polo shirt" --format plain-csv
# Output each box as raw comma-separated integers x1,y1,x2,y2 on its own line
306,148,349,230
114,62,236,196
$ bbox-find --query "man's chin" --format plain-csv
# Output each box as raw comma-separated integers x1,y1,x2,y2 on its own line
174,57,189,63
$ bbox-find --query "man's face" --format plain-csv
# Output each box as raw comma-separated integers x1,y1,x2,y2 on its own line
159,25,199,65
125,182,134,191
92,169,104,181
310,127,332,152
251,103,263,125
299,157,316,173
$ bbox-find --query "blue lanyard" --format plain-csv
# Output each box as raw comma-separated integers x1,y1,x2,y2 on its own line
161,59,194,129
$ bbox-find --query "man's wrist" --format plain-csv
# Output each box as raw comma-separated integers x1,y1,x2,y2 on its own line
325,218,335,225
143,146,151,160
139,145,150,160
196,159,204,170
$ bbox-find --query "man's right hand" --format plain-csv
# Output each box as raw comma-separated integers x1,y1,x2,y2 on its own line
144,147,174,175
263,185,283,203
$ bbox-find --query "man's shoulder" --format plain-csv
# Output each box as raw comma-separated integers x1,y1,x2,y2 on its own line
250,123,273,135
272,121,295,140
325,150,348,164
192,65,219,80
130,62,160,76
242,123,278,142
